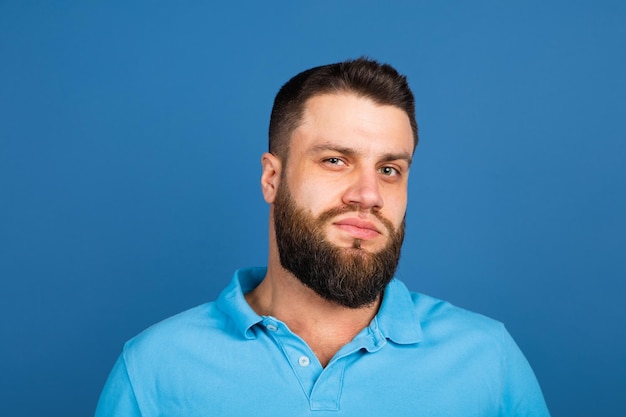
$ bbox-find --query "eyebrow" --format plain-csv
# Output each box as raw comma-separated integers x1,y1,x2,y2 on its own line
308,142,413,166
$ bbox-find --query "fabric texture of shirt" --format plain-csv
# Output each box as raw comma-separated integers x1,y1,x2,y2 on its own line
95,267,550,416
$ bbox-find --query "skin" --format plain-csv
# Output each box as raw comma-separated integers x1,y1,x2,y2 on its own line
246,92,415,366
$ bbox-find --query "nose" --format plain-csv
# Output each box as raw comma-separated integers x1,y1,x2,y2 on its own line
341,168,384,211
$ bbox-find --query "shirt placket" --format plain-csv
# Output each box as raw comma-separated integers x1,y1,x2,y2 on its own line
261,316,387,412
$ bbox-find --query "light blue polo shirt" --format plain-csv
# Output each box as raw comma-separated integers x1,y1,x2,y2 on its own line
95,267,550,416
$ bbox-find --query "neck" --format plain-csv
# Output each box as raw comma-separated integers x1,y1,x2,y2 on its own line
245,260,381,367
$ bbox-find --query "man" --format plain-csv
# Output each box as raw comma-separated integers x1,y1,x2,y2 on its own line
96,58,550,416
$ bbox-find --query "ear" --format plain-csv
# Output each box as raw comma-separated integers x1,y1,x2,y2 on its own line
260,152,282,203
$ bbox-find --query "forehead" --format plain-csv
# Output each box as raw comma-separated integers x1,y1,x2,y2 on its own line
293,93,415,156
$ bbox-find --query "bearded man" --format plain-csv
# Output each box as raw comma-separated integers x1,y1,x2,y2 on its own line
95,58,550,416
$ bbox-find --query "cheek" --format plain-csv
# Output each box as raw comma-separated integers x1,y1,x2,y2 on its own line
382,190,408,223
309,186,345,215
286,176,340,215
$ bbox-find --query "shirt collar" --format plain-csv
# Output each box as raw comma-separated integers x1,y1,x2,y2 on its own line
216,267,423,344
216,267,266,340
375,278,423,345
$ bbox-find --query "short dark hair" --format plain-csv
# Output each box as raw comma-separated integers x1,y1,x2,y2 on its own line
269,57,418,161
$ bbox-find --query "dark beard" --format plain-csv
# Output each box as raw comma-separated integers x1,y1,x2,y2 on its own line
273,183,405,309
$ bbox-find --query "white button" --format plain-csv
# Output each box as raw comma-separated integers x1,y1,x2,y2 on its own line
298,356,310,367
266,324,278,332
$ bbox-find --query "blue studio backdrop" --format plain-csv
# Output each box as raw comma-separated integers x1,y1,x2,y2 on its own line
1,1,625,416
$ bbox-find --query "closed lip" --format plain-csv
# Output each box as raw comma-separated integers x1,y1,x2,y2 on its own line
332,217,382,235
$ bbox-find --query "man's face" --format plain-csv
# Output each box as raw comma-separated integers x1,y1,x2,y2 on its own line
272,93,414,308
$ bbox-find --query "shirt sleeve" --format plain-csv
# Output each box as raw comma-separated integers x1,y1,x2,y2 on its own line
94,354,143,417
499,326,551,417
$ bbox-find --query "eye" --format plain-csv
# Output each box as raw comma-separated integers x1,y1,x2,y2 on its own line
323,157,346,167
379,166,399,177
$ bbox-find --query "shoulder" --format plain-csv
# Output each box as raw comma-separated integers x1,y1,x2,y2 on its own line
122,302,228,361
387,279,505,337
380,279,509,354
406,289,510,353
390,285,550,415
412,291,504,332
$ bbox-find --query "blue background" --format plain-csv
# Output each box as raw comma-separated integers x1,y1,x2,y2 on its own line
1,1,624,416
